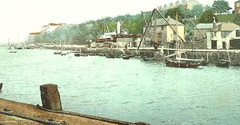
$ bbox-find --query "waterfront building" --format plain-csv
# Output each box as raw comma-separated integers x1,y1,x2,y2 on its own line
206,22,240,49
194,23,221,41
143,16,185,48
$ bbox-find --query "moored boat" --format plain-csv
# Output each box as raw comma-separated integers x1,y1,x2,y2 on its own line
215,60,229,67
74,53,81,57
122,55,131,60
166,58,200,68
9,50,17,53
142,57,156,61
53,52,61,55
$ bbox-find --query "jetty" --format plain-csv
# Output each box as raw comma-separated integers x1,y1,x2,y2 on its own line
0,84,149,125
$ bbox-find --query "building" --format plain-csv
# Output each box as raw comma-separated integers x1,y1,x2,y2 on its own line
235,1,240,13
28,32,41,43
143,16,185,47
41,23,66,33
194,23,221,41
159,0,201,10
206,22,240,49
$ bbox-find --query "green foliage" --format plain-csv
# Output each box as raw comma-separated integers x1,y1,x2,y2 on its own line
121,14,145,34
190,5,204,18
212,0,232,15
166,6,182,22
233,14,240,25
217,14,235,23
198,9,218,23
34,2,237,44
34,13,146,44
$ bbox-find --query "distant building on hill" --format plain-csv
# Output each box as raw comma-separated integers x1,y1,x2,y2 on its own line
28,32,41,43
235,1,240,13
28,23,66,43
41,23,66,33
158,0,201,10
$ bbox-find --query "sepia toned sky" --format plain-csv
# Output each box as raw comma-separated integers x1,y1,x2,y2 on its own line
0,0,236,43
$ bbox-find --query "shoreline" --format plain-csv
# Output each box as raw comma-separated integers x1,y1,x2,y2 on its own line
0,98,147,125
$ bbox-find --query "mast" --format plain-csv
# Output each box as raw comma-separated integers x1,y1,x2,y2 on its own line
104,18,106,34
176,13,180,60
154,10,157,48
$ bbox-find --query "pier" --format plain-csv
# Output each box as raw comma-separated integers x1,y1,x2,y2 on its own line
0,84,149,125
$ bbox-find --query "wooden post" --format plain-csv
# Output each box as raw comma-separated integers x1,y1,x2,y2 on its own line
0,83,2,91
40,84,62,110
137,9,155,49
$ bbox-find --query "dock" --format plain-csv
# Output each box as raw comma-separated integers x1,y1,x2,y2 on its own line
0,84,149,125
0,98,143,125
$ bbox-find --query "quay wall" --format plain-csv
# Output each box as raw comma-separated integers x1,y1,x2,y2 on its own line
40,44,240,64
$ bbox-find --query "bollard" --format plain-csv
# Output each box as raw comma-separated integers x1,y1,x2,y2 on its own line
40,84,62,110
0,82,2,91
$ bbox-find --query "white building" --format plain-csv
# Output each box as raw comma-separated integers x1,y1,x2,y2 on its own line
28,32,41,43
41,23,66,33
159,0,201,10
207,23,240,49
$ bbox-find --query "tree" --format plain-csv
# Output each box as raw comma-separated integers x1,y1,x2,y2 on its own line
233,14,240,25
198,9,218,23
166,6,182,22
212,0,232,15
191,5,204,18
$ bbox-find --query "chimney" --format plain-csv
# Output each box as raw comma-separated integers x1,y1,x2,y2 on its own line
213,17,216,28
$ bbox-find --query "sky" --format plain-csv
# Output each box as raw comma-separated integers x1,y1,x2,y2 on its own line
0,0,236,43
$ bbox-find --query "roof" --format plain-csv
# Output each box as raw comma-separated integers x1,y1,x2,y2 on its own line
49,23,66,26
42,23,66,27
196,23,221,29
29,32,41,35
153,17,183,26
212,23,239,31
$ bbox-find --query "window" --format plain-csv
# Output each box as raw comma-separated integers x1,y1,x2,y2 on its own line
236,30,240,37
221,31,231,38
161,26,164,30
158,33,162,38
212,32,216,37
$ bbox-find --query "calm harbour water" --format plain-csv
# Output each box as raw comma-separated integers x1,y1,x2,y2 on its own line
0,47,240,125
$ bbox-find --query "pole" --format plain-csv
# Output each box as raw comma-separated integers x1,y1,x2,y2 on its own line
155,10,157,45
137,9,155,49
187,17,205,39
40,84,62,110
155,9,186,43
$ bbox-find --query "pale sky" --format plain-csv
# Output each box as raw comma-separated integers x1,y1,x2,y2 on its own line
0,0,236,43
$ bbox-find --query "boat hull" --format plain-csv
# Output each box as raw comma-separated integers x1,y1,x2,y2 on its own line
215,62,229,67
166,59,200,68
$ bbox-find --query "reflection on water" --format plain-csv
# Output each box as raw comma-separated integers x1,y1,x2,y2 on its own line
0,47,240,125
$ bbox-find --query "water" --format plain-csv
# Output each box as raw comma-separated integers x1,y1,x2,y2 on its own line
1,47,240,125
